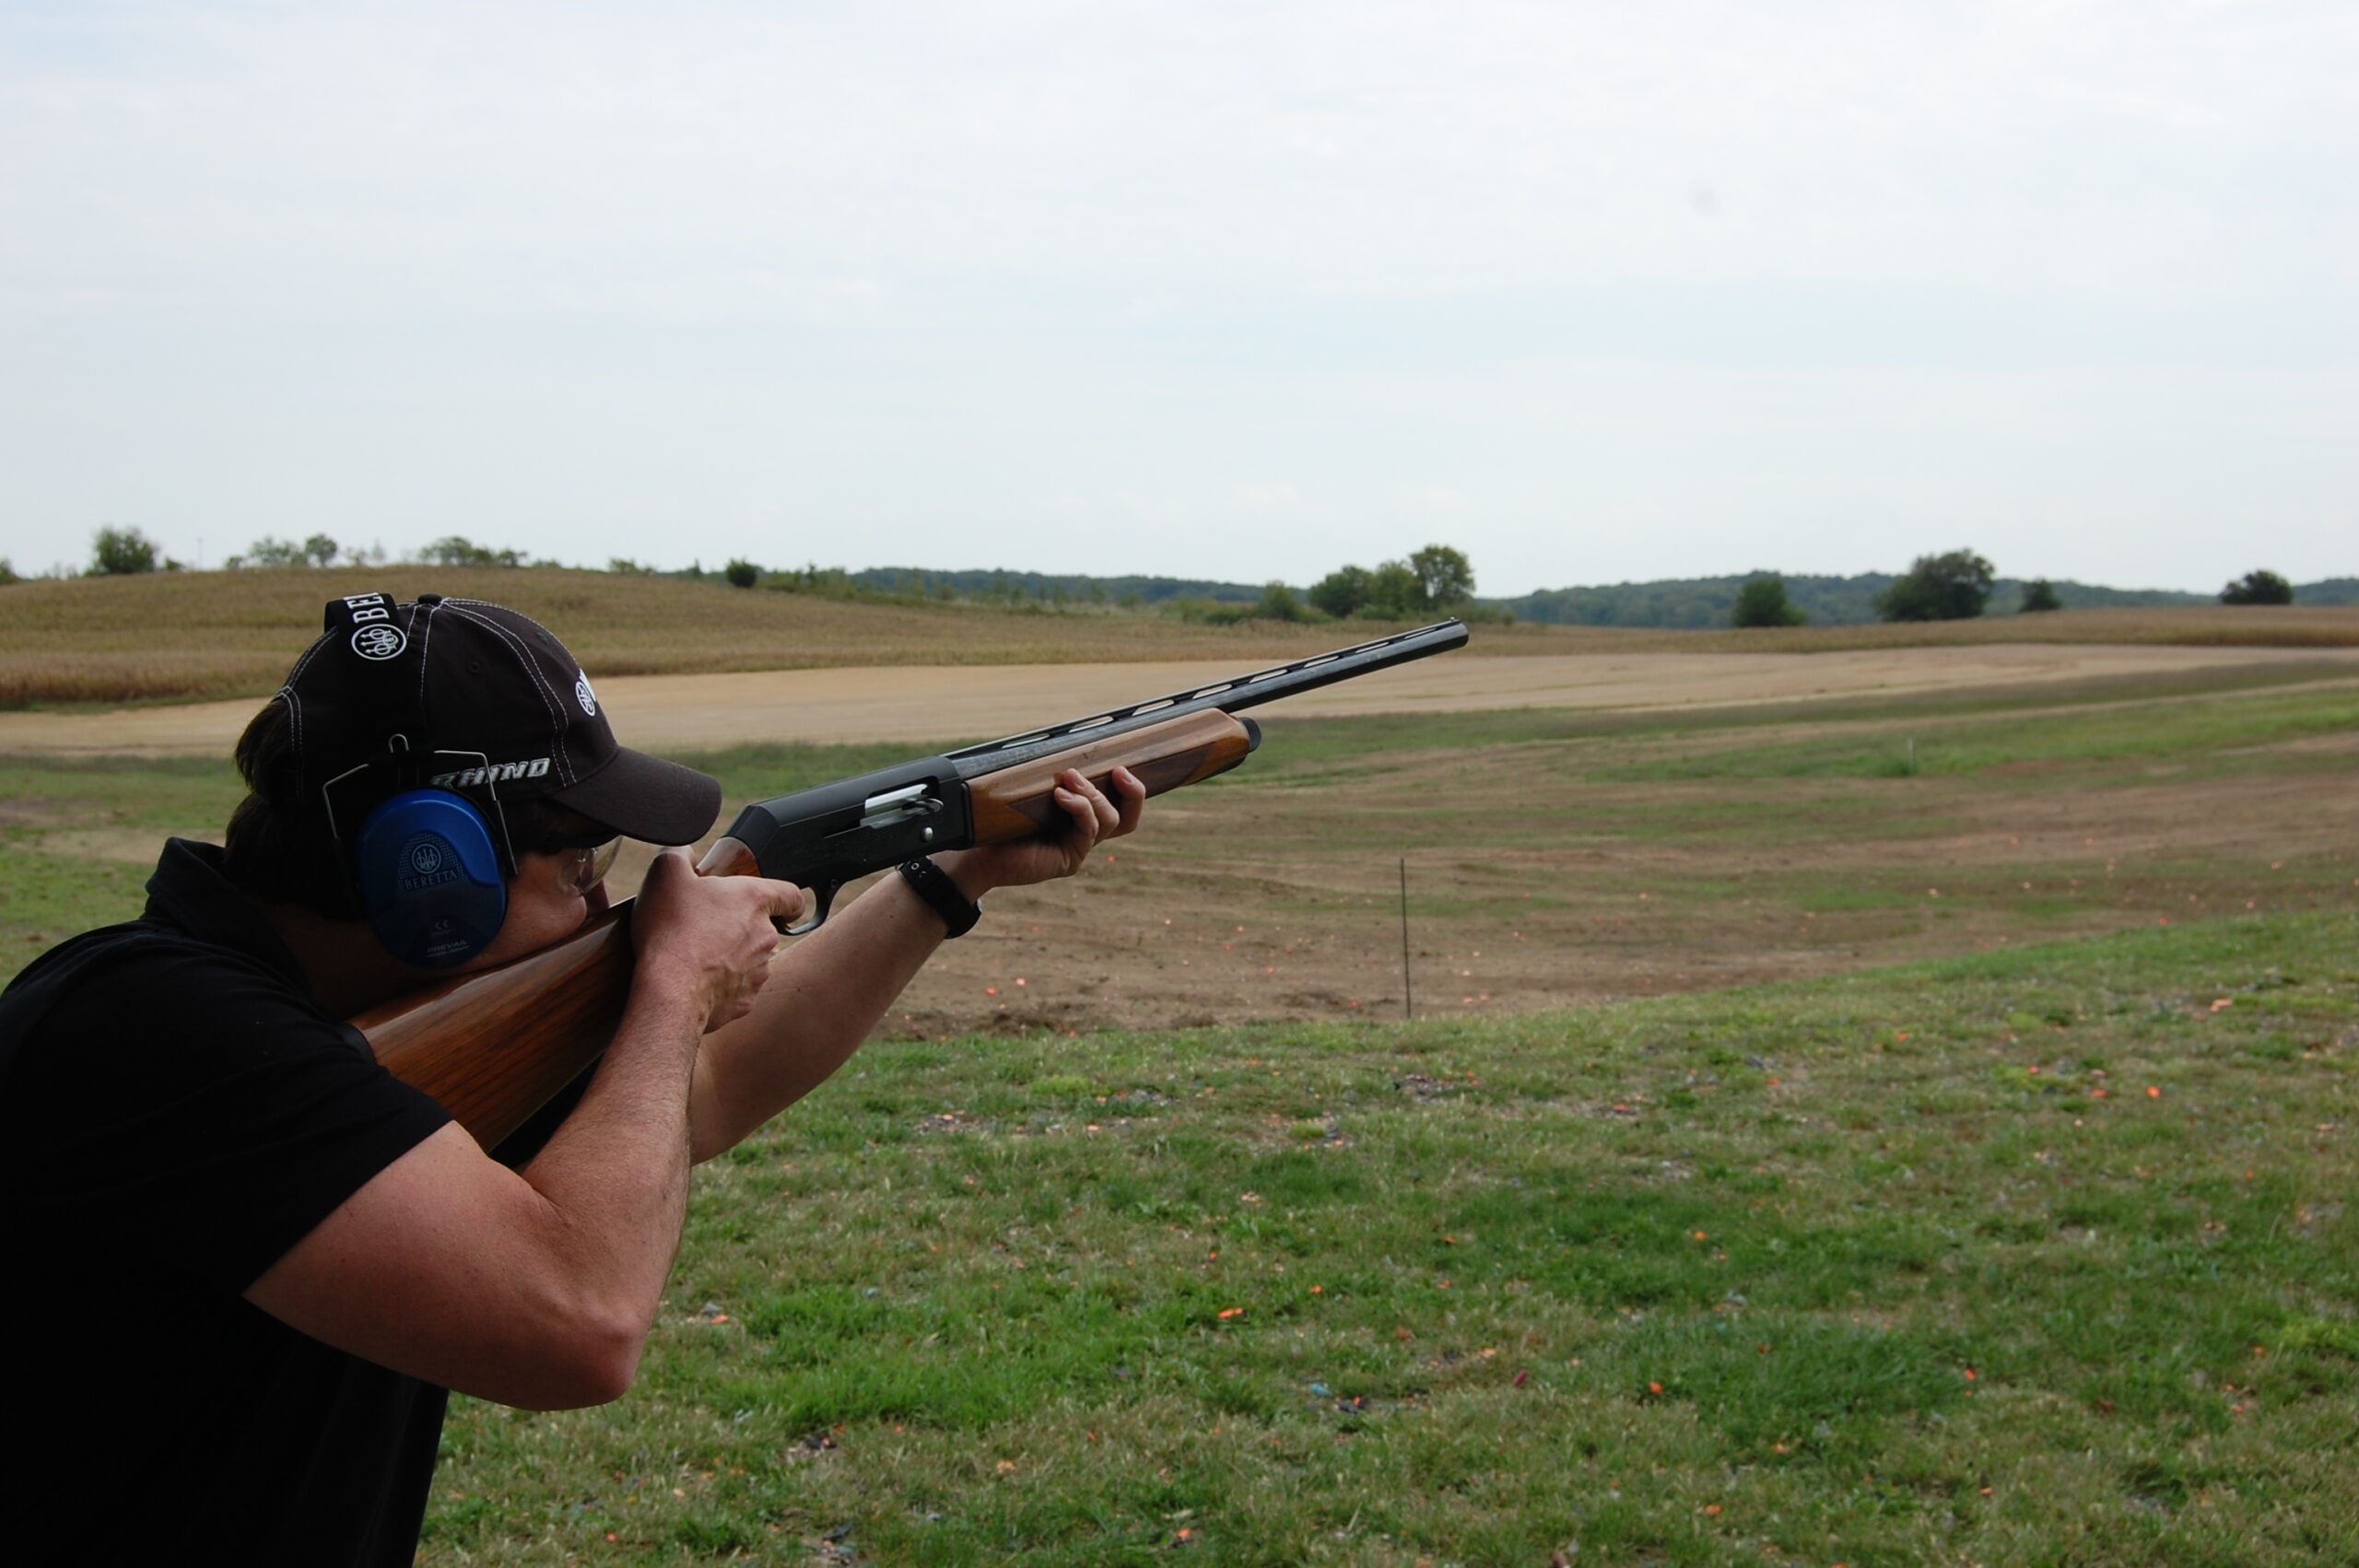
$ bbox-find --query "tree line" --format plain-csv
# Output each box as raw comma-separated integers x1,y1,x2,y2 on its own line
1577,554,2313,630
711,543,1487,626
22,530,2332,631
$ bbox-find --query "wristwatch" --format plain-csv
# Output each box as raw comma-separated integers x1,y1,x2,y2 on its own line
898,858,982,938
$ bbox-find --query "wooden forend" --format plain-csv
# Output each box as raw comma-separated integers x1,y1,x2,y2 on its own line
966,709,1256,843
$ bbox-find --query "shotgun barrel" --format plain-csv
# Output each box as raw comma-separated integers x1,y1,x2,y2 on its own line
705,618,1469,928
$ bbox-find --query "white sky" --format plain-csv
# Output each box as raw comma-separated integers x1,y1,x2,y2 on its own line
2,0,2352,595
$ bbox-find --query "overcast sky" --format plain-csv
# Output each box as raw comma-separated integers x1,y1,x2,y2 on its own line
2,0,2351,595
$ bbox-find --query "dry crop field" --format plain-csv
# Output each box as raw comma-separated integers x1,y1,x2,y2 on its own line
0,569,1520,708
2,568,2353,708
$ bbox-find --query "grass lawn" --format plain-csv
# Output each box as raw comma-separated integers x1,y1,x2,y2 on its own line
4,656,2353,1562
425,911,2359,1566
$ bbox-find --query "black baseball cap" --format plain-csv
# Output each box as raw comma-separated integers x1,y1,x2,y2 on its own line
282,591,721,847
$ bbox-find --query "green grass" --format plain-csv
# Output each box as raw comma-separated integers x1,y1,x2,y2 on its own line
424,911,2359,1565
1242,662,2359,777
1587,685,2359,784
6,658,2356,1559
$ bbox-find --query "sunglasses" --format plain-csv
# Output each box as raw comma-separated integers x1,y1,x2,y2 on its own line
533,822,621,896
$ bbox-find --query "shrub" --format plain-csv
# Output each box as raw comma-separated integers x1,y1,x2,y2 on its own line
1310,544,1477,621
90,526,160,576
1731,575,1806,627
1876,549,1995,622
230,533,342,568
723,559,761,589
420,535,527,568
2020,578,2063,613
1408,544,1474,608
2221,569,2294,606
1253,581,1309,621
0,557,18,586
1362,560,1425,618
1309,566,1371,618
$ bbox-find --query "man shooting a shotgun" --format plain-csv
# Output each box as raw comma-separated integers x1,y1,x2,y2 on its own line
0,592,1147,1563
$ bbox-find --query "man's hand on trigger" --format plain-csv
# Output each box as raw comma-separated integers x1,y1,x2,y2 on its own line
631,848,806,1032
941,765,1146,897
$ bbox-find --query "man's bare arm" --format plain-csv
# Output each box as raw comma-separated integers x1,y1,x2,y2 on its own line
685,766,1144,1164
243,860,799,1409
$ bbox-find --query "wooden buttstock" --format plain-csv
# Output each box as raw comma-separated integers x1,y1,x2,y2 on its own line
967,708,1255,842
355,708,1254,1148
353,909,639,1152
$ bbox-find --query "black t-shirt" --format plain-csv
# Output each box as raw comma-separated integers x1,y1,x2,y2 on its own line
0,840,457,1565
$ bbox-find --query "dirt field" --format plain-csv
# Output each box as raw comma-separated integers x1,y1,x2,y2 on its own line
3,641,2352,755
863,741,2359,1041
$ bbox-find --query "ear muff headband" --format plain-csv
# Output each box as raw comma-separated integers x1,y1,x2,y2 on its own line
323,592,510,967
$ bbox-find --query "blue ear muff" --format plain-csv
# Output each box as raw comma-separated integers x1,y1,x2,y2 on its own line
355,790,508,968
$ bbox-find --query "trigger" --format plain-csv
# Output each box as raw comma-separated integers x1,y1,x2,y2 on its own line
781,883,837,936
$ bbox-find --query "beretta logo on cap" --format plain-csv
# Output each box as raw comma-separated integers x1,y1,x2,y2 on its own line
344,593,408,661
352,623,407,661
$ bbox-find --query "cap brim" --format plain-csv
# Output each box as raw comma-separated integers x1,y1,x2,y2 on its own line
548,747,723,847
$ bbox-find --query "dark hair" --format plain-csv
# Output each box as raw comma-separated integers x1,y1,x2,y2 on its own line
222,696,564,920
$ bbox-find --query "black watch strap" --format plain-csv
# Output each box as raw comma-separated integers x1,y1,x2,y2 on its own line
898,859,982,938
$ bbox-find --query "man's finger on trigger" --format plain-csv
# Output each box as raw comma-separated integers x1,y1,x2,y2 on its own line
761,879,808,920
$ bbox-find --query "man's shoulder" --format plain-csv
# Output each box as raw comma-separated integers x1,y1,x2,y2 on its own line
3,908,309,1041
0,915,358,1111
1,876,452,1299
6,915,241,988
2,838,322,1066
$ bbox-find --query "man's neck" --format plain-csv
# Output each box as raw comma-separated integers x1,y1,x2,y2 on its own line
261,904,427,1019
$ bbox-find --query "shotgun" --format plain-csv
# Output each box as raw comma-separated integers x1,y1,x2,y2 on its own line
354,618,1470,1146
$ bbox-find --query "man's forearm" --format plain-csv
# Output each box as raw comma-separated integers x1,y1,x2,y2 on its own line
687,864,957,1162
510,970,706,1365
244,973,716,1410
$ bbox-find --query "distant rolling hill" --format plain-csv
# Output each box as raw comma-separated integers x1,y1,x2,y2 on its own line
1490,573,2354,628
849,566,2355,627
848,567,1265,603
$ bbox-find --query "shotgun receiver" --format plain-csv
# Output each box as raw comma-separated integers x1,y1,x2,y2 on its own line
356,618,1469,1146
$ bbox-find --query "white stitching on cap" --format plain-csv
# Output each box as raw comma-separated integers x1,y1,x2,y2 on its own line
277,630,334,793
443,603,574,783
443,598,585,784
491,603,589,783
